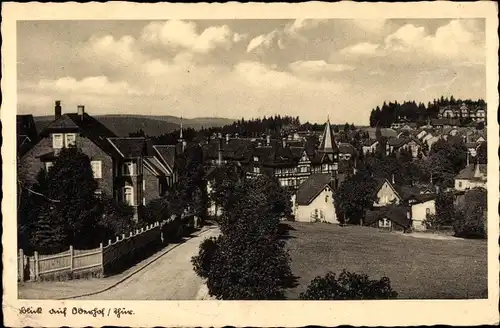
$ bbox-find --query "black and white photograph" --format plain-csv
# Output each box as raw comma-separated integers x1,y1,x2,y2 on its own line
2,2,499,327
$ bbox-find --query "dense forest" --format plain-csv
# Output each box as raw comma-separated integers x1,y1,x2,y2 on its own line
131,115,357,142
369,96,486,128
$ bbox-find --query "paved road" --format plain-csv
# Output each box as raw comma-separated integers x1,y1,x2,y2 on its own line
78,228,220,300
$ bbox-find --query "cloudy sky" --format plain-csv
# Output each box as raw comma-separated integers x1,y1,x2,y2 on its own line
17,19,485,124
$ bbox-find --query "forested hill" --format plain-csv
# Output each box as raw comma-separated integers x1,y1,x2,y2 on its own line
34,115,236,137
369,96,486,127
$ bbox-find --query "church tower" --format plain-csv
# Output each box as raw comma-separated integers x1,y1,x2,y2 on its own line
318,116,339,162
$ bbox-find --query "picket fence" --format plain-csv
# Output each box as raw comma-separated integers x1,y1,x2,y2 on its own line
18,215,196,282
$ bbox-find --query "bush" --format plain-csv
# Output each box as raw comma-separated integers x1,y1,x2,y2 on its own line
453,188,487,239
299,270,398,300
191,236,219,279
204,234,292,300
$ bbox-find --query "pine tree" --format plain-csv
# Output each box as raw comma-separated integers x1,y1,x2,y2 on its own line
43,146,102,249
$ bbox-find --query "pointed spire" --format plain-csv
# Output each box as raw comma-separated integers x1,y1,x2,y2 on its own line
318,116,338,154
179,115,184,140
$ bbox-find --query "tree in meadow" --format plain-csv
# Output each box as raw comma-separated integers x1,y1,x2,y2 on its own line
453,188,487,239
334,169,377,225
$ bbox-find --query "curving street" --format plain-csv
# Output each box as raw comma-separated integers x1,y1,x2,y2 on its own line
75,227,220,300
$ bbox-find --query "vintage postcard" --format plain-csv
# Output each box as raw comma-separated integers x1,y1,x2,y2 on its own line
2,1,499,327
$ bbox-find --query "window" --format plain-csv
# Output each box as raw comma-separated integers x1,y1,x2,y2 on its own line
426,208,431,215
253,156,259,162
253,166,260,174
91,161,102,179
380,218,391,228
52,134,63,149
458,181,463,188
325,195,329,203
44,162,53,172
94,189,102,199
65,133,76,147
122,162,134,176
124,186,134,206
143,179,146,191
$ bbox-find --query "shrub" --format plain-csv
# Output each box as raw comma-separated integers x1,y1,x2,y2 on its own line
453,188,487,239
299,270,398,300
191,236,219,279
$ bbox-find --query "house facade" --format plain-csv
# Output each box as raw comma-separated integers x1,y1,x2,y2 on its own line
407,194,436,231
292,173,338,223
454,164,487,191
373,178,402,207
19,101,178,221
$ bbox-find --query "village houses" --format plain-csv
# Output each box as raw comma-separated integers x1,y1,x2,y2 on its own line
19,101,180,221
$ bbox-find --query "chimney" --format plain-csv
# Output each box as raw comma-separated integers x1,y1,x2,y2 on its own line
225,133,230,144
77,105,85,120
266,135,271,146
391,174,395,185
55,100,62,120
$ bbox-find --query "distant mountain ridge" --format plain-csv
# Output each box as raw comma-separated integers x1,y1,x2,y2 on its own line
33,114,236,137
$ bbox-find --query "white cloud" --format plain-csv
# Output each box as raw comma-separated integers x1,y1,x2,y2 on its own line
384,20,484,64
234,61,344,92
289,60,355,74
82,35,143,65
247,19,327,53
246,30,280,53
37,76,141,96
141,20,239,54
340,42,380,55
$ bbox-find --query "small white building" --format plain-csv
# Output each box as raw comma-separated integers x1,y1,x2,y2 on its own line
455,164,487,191
372,178,402,207
292,173,338,223
406,194,437,231
362,139,379,154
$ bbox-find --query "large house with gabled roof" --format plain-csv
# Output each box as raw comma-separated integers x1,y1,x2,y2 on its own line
19,101,179,221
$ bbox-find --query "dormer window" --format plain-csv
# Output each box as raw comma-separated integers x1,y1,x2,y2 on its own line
52,133,63,149
65,133,76,147
44,162,53,172
122,162,134,176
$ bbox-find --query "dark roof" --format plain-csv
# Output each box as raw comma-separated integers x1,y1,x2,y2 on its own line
36,151,57,161
406,193,437,204
338,142,355,155
289,146,304,159
455,164,487,180
387,137,407,148
365,205,411,228
143,156,169,176
153,145,177,170
465,142,479,149
40,113,120,157
431,118,460,126
296,173,333,206
107,137,147,158
363,139,378,147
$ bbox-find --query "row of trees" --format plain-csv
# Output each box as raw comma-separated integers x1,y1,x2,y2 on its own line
18,147,136,254
369,97,486,127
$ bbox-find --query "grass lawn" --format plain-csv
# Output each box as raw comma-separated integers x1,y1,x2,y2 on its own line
284,222,488,299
